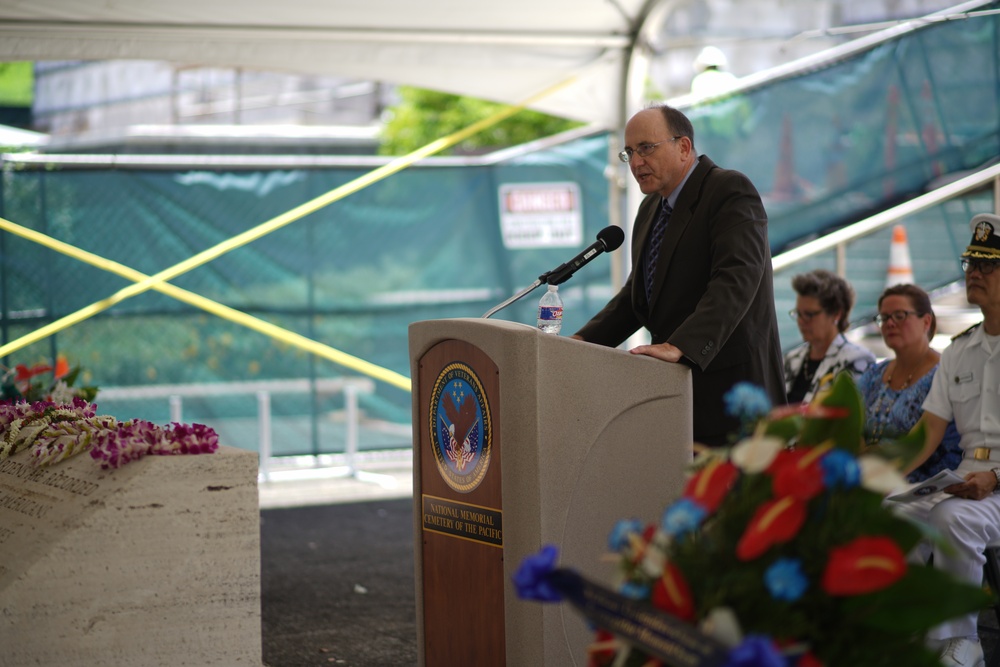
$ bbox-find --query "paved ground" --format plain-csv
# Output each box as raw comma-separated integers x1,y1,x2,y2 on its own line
260,453,417,667
261,498,417,667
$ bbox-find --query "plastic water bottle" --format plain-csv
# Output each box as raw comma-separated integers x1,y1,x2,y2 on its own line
536,284,563,335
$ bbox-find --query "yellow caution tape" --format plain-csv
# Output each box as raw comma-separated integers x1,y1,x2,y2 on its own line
0,75,577,390
0,217,412,391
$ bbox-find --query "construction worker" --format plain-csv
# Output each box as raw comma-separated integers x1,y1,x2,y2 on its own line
691,46,738,97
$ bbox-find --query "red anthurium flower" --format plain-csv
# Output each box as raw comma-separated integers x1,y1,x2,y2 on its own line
620,523,658,566
651,561,695,622
683,459,739,513
587,629,618,667
15,363,51,382
625,526,657,566
821,536,907,596
736,495,807,561
768,403,850,421
798,652,824,667
769,444,832,500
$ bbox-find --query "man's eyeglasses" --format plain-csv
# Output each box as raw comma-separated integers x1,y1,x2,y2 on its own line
873,310,919,327
618,136,682,163
789,308,823,322
961,258,1000,275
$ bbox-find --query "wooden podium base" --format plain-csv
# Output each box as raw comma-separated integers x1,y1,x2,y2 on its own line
417,339,505,665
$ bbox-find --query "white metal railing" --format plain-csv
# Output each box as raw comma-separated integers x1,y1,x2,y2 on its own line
772,162,1000,274
98,377,376,481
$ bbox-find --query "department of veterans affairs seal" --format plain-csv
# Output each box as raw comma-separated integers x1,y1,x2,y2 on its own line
428,362,492,493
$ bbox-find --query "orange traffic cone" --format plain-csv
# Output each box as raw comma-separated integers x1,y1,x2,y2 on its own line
886,224,915,288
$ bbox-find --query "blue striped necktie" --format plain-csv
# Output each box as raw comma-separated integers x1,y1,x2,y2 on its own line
644,199,673,303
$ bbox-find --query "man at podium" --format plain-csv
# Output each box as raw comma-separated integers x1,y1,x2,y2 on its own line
572,104,786,446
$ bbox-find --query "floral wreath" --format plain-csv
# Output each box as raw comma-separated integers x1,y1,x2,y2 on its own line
1,357,218,470
513,374,990,667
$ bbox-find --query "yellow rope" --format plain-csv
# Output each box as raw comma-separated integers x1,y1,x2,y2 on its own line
0,217,412,391
0,76,578,386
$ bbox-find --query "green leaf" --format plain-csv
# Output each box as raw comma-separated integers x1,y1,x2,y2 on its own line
869,421,927,473
819,639,945,667
843,567,992,632
62,366,82,387
798,372,865,453
762,415,801,441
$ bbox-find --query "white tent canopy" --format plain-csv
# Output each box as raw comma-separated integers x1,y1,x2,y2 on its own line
0,0,668,129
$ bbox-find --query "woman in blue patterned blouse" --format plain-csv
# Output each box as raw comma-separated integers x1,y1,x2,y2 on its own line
857,284,961,482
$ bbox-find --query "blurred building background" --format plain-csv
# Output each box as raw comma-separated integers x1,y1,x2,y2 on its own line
1,0,960,154
652,0,957,97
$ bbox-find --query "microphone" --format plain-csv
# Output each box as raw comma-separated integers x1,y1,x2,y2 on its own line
543,226,625,286
481,226,625,319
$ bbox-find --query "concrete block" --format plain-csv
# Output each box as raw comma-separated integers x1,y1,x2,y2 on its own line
0,445,262,666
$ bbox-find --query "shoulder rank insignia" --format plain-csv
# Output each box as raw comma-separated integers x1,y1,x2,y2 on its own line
952,322,981,340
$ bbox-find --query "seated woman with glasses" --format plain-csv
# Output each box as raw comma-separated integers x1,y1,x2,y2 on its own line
783,269,875,403
856,283,961,482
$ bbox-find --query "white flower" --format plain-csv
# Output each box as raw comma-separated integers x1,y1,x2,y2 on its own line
48,380,77,406
858,455,907,495
698,607,743,648
730,435,784,473
639,542,666,578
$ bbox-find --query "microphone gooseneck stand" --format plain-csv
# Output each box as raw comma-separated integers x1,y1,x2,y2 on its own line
481,272,551,319
481,225,624,320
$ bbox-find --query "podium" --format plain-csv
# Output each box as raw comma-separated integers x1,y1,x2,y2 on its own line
409,318,693,666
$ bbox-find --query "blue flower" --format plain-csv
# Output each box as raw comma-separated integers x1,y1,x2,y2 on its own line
764,557,808,602
661,498,707,538
725,635,786,667
618,581,650,600
821,448,860,489
724,383,772,423
512,544,563,602
608,518,645,551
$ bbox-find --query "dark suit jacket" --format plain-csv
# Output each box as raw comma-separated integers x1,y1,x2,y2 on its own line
575,155,786,445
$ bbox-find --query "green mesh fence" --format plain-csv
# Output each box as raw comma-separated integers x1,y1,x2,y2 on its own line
0,136,615,456
682,1,1000,252
2,5,999,457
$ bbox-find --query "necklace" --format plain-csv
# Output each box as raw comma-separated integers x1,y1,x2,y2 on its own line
884,367,913,391
801,356,822,386
869,364,913,445
869,383,896,446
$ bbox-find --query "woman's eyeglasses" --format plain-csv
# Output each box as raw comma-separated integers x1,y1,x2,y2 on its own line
789,309,823,322
873,310,918,327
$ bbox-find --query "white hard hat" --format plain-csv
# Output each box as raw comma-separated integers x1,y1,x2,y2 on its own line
694,45,729,72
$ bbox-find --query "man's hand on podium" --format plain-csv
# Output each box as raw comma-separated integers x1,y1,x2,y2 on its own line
629,342,683,363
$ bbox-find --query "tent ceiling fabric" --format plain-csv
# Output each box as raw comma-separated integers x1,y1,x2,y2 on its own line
0,0,660,128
